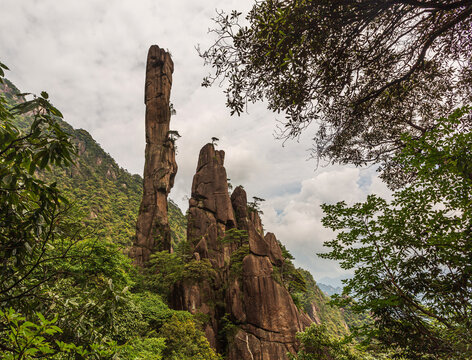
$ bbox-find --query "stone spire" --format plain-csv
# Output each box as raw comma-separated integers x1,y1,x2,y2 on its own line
130,45,178,265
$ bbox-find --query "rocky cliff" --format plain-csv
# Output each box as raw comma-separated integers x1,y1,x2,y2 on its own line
130,45,178,264
172,143,312,359
129,45,349,359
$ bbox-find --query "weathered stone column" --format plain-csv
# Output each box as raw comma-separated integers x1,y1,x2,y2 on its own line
130,45,177,265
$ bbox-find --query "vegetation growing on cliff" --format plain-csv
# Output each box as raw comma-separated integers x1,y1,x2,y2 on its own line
1,77,186,250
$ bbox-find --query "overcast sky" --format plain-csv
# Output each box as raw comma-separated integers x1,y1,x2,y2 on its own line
1,0,390,286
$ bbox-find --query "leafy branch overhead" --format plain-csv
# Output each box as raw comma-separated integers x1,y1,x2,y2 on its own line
319,107,472,359
200,0,472,186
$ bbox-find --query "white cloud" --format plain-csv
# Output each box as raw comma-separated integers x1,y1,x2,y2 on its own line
260,167,391,280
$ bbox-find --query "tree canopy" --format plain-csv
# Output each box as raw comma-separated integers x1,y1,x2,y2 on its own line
200,0,472,185
320,107,472,359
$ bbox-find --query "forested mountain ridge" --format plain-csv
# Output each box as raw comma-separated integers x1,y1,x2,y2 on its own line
1,78,351,336
1,78,187,249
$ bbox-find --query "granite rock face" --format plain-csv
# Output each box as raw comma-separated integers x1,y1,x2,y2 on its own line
188,144,236,266
130,45,177,265
129,45,313,358
172,143,310,359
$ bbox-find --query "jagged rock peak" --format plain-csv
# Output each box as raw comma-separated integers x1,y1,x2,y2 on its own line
231,185,249,229
130,45,177,265
173,144,312,359
190,143,235,227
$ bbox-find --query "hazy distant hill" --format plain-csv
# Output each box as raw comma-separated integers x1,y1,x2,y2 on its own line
318,283,343,297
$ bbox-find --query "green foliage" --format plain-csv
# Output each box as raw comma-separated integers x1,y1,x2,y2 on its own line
0,308,122,360
144,251,185,296
0,71,220,359
289,324,364,360
0,308,62,359
120,336,165,360
115,291,202,360
41,128,186,248
0,66,131,358
130,292,179,330
42,239,135,347
229,244,250,278
278,240,294,260
218,228,248,246
143,251,216,298
217,313,239,351
320,107,472,359
167,130,181,143
269,244,308,309
114,291,209,359
341,302,372,335
184,259,217,283
0,87,75,305
158,315,222,360
247,196,265,214
273,258,307,309
295,269,350,337
1,81,187,249
169,103,176,116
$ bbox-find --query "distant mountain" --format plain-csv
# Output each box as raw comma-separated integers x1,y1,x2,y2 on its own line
317,283,343,297
1,78,187,249
297,269,350,336
318,274,353,288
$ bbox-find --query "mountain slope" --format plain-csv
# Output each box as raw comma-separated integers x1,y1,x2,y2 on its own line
1,78,186,249
318,283,343,297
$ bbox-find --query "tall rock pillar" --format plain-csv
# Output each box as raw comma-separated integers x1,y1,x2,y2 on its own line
130,45,177,265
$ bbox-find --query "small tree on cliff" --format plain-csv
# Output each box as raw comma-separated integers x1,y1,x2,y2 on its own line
219,228,248,247
169,103,176,116
248,196,265,214
167,130,181,142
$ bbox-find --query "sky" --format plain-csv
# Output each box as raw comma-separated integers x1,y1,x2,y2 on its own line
1,0,390,286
